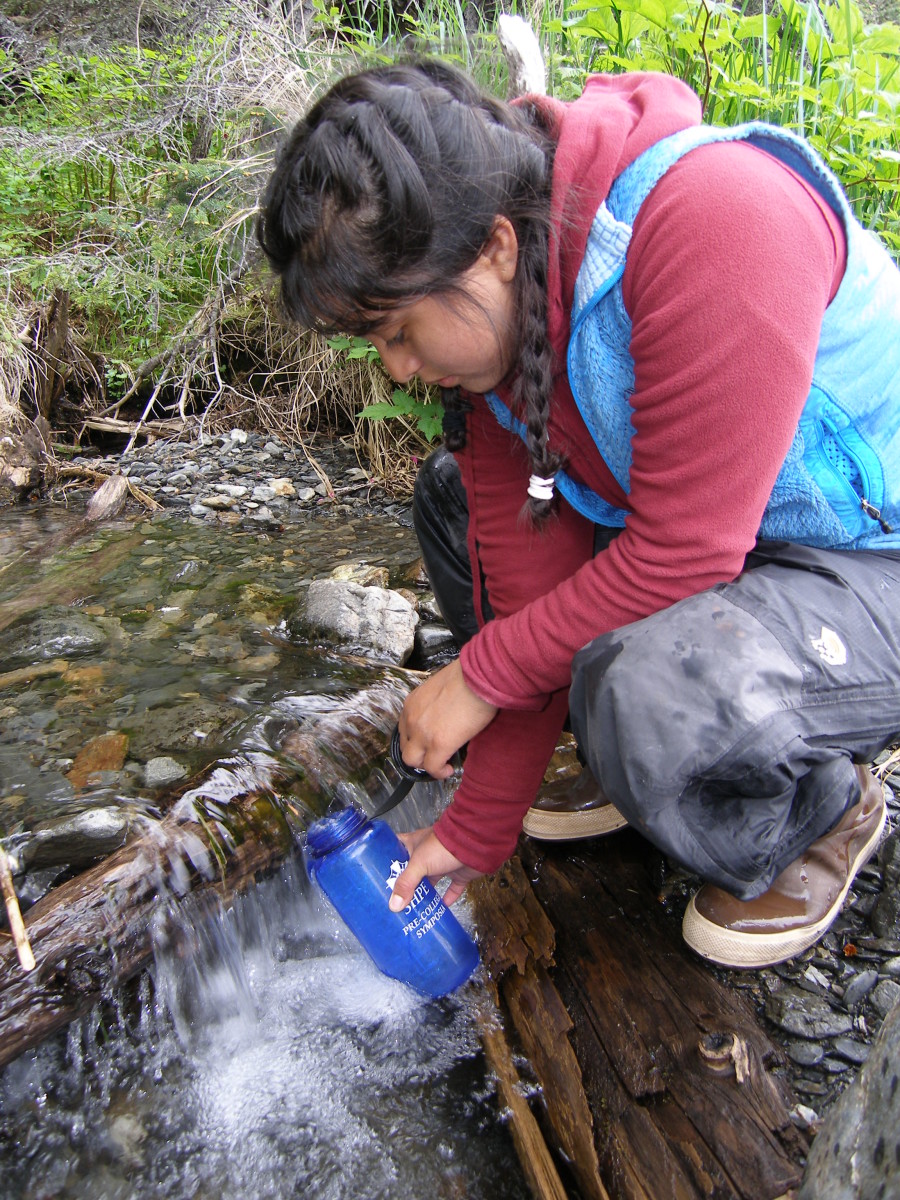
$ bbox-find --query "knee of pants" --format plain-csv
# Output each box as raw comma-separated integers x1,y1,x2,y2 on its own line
567,591,808,802
412,447,466,534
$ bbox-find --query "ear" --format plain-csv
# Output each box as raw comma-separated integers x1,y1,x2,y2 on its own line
480,216,519,283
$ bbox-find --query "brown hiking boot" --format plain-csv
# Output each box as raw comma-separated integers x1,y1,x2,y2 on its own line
522,767,629,841
682,766,888,969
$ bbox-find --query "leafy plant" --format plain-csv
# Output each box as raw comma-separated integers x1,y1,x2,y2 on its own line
545,0,900,253
328,337,444,441
359,386,444,441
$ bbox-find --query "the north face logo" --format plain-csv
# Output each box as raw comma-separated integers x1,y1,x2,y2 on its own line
811,626,847,666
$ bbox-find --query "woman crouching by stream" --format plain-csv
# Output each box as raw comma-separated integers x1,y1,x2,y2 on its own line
256,58,900,970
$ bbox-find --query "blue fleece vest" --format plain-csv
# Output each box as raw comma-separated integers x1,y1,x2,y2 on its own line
486,122,900,548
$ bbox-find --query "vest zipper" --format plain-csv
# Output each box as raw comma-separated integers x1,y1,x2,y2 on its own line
821,415,893,534
860,498,894,534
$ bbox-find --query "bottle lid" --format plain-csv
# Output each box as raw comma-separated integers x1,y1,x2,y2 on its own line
306,805,369,857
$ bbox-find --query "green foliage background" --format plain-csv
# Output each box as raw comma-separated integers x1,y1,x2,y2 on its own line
0,0,898,458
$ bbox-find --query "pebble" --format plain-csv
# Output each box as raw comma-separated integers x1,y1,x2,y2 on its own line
60,429,405,532
787,1040,825,1067
830,1036,870,1065
841,968,880,1009
144,756,188,788
765,987,854,1040
870,979,900,1019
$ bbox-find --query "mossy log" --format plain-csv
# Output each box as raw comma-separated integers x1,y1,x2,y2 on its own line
470,831,810,1200
0,675,411,1071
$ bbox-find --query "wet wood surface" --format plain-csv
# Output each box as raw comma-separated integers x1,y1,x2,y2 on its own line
0,676,411,1070
470,830,810,1200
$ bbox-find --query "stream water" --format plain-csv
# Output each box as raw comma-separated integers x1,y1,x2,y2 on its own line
0,499,528,1200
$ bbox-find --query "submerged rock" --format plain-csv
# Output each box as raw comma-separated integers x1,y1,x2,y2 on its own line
292,579,418,665
143,756,188,788
12,806,131,872
66,731,129,789
3,609,108,664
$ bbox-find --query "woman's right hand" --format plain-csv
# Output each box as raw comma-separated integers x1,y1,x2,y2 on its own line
398,658,497,779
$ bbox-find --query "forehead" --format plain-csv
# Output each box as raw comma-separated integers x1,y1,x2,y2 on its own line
363,294,434,334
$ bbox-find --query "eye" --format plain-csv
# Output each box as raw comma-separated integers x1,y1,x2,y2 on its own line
385,328,405,349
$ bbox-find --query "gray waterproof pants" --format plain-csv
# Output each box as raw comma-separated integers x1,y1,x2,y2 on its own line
414,450,900,899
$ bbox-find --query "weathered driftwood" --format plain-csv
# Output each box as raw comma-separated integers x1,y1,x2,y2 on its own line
79,415,186,442
470,831,810,1200
0,675,411,1070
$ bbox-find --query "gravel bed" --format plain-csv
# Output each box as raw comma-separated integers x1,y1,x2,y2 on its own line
56,428,414,528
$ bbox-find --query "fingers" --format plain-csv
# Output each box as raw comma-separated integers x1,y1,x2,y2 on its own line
387,830,469,912
396,718,455,780
388,858,423,912
398,660,497,779
441,878,467,907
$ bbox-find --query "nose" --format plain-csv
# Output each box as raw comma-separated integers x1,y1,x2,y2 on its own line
373,341,423,384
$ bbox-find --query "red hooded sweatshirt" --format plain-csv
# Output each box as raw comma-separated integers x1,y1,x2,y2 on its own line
432,73,846,873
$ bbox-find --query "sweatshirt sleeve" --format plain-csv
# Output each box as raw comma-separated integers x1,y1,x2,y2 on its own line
434,142,846,873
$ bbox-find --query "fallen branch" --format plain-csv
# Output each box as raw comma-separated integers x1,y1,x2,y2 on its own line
0,846,35,973
78,415,187,443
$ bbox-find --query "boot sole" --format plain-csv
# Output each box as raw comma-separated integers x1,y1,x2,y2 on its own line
682,791,887,970
522,804,629,841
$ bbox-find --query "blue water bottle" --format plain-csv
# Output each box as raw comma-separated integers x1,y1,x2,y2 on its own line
305,806,480,998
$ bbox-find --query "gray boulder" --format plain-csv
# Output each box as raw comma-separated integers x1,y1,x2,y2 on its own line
295,580,418,665
799,998,900,1199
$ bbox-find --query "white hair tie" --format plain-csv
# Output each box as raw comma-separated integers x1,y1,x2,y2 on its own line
527,474,556,502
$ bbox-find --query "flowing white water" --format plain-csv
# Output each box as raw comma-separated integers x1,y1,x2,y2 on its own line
0,860,524,1200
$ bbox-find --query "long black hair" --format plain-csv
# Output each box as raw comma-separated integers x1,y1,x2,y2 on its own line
257,59,562,522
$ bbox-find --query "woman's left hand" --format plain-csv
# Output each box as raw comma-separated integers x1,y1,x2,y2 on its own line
388,827,483,910
398,658,497,779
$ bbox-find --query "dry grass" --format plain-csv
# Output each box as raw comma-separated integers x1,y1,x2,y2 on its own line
0,3,430,490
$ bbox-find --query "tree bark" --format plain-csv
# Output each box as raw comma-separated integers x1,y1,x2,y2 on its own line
33,288,70,423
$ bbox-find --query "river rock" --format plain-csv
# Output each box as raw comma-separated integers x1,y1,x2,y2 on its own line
765,987,853,1039
841,969,880,1010
799,995,900,1199
4,609,108,664
143,756,188,788
66,731,129,789
871,979,900,1019
16,806,131,871
293,580,418,665
124,697,242,760
330,563,390,588
413,623,458,669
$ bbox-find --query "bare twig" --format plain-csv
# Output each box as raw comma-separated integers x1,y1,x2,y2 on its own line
0,844,35,973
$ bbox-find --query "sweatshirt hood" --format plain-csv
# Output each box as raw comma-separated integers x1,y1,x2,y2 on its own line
525,72,703,360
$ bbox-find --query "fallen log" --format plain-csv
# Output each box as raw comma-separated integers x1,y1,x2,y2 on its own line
470,831,810,1200
0,674,411,1071
474,982,573,1200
